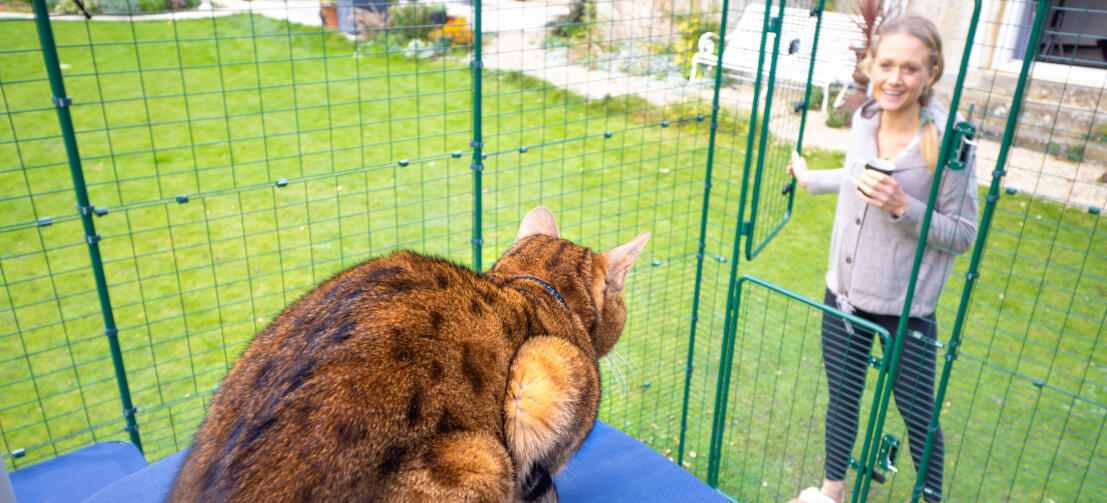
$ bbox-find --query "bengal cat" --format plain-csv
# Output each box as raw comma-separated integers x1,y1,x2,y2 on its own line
167,206,649,502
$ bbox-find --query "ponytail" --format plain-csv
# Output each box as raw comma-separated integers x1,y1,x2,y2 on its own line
921,120,939,173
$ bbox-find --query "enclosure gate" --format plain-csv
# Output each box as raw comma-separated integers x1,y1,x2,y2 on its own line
1,0,1102,502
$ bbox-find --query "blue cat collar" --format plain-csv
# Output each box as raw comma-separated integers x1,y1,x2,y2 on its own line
513,276,570,312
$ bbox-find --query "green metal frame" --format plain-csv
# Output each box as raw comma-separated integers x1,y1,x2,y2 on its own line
852,2,986,499
705,274,892,487
29,0,142,453
908,2,1049,501
678,0,734,468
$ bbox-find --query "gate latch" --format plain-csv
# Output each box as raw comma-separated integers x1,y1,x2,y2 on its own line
877,433,901,474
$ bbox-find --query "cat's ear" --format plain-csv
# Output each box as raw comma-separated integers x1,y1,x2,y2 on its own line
597,232,650,295
515,206,560,243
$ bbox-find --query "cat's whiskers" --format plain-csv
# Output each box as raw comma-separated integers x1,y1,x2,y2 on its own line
601,347,633,396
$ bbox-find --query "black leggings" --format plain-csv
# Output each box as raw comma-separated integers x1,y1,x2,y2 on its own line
821,289,944,501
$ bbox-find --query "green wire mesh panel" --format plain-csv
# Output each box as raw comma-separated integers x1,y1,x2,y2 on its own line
2,1,479,465
474,0,723,476
937,1,1106,500
0,15,130,469
738,0,820,259
708,277,893,501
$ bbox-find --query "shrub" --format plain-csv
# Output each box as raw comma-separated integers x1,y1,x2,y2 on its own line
1063,143,1085,162
387,2,447,46
826,106,850,128
47,0,198,13
548,0,595,41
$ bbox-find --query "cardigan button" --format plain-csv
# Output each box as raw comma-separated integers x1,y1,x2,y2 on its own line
855,218,861,225
845,257,852,264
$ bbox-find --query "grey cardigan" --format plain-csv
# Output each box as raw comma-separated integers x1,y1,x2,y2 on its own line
805,99,978,317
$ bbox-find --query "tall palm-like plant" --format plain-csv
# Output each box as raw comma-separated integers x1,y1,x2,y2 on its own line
838,0,905,119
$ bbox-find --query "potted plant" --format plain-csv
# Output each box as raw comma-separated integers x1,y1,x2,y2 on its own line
320,0,338,29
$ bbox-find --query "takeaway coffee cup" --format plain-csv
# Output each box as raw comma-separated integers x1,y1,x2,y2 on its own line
866,159,896,174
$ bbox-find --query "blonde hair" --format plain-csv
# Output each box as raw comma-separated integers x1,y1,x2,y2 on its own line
862,14,945,172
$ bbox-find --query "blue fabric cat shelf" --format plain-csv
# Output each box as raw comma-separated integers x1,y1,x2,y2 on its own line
10,421,727,502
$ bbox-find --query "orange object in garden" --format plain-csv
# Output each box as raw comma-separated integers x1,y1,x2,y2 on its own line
320,5,338,29
431,16,473,47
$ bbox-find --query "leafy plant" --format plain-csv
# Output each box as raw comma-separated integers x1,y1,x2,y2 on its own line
673,14,720,75
1063,143,1085,161
1086,121,1107,144
387,2,446,46
826,107,850,128
46,0,197,13
548,0,595,42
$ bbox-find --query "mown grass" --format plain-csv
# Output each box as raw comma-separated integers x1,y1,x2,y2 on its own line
1,13,1103,503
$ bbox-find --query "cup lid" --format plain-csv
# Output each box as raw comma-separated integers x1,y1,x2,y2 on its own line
865,159,896,173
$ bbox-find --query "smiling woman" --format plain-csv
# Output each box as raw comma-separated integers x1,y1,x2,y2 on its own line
785,13,978,503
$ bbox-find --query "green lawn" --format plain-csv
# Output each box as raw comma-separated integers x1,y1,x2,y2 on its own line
0,13,1103,503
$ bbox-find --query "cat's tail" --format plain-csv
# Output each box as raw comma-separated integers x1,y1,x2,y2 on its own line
520,463,556,503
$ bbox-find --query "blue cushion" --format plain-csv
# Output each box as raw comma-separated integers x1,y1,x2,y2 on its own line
554,421,727,502
84,421,726,502
10,442,147,503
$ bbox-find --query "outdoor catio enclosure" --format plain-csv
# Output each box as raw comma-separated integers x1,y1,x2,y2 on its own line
0,0,1104,501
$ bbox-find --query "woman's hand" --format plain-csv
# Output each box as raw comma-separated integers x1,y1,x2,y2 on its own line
856,170,910,218
786,151,809,190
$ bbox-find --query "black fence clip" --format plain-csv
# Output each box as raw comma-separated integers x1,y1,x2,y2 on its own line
37,216,53,227
470,141,483,149
470,163,483,171
470,237,483,245
985,194,1000,203
52,95,72,108
85,233,101,245
809,6,821,16
176,194,189,204
469,60,483,69
78,204,94,216
105,327,118,338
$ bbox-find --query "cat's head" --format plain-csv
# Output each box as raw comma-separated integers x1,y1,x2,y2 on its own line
491,207,649,358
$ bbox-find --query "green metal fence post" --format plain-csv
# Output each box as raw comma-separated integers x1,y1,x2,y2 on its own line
29,0,143,452
909,2,1049,501
470,0,484,271
677,0,732,469
705,0,780,486
854,1,982,500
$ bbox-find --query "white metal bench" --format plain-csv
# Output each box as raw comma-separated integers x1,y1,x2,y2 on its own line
689,4,864,113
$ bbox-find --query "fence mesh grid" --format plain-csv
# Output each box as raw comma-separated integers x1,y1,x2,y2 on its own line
0,1,1104,502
